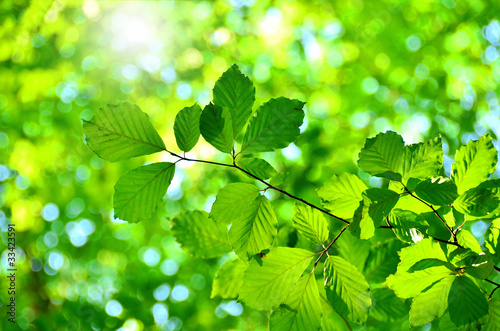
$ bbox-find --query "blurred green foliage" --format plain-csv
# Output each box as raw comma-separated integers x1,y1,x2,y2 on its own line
1,0,500,330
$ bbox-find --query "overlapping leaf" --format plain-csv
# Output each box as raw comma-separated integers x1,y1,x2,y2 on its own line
212,64,255,138
401,136,443,182
173,103,202,152
317,173,367,219
113,162,175,222
210,183,261,224
454,187,499,217
240,97,305,154
83,103,166,162
239,247,314,311
211,259,247,299
200,103,234,153
447,276,489,327
324,256,372,324
292,204,329,245
171,210,231,259
413,177,458,206
388,209,429,243
237,157,277,180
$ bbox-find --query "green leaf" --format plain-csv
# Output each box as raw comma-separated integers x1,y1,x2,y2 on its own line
357,131,405,181
269,272,322,331
448,276,489,327
173,103,202,152
335,231,372,272
485,219,500,256
363,240,403,284
388,209,429,243
396,238,448,273
369,287,409,322
270,172,288,186
240,97,305,154
451,134,498,195
292,204,329,245
210,183,261,224
171,210,231,259
484,298,500,331
113,162,175,223
454,187,500,217
317,173,368,219
237,157,277,180
386,266,453,299
457,230,482,254
200,103,234,153
211,259,247,299
324,256,372,325
239,247,314,311
409,275,455,327
229,193,278,260
83,103,166,162
350,188,399,240
212,64,255,138
401,136,443,182
414,177,459,206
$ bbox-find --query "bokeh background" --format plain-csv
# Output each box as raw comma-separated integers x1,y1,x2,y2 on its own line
1,0,500,330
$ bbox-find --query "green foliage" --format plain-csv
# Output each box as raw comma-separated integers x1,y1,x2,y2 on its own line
82,65,500,330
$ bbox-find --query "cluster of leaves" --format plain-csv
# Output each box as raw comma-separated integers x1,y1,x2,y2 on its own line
83,65,500,330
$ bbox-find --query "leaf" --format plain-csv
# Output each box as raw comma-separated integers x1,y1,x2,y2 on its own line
82,103,166,162
484,298,500,331
357,131,405,181
324,256,372,325
270,172,288,186
386,266,453,299
401,136,443,182
211,259,247,299
269,272,323,331
292,204,329,245
457,230,482,254
212,64,255,138
448,276,489,327
451,134,498,195
237,157,277,180
413,177,459,206
454,187,500,217
369,287,409,322
240,97,305,154
350,188,400,240
173,103,202,152
388,209,429,243
409,275,455,327
317,173,368,219
485,219,500,256
113,162,175,223
210,183,261,224
363,240,403,284
239,247,315,311
335,231,372,272
229,193,278,260
171,210,231,259
200,103,234,153
396,238,448,273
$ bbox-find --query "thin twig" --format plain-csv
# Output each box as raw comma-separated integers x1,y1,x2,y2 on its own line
403,185,457,243
486,279,500,299
432,237,464,248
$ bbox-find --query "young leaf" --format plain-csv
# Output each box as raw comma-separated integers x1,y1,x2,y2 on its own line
113,162,175,223
237,157,277,180
200,103,234,153
317,173,367,219
292,204,329,245
173,104,202,152
386,266,453,299
409,275,455,327
413,177,459,206
453,187,500,217
210,183,261,224
349,198,375,240
485,219,500,257
456,230,482,254
270,172,288,186
335,231,372,272
83,103,166,162
171,210,231,259
239,247,315,311
240,97,305,154
447,276,489,327
396,238,448,272
357,131,405,181
324,256,372,325
484,298,500,331
363,240,403,284
451,134,497,195
269,272,323,331
401,136,443,183
211,259,247,299
369,287,410,322
229,194,278,260
388,209,429,243
213,64,255,138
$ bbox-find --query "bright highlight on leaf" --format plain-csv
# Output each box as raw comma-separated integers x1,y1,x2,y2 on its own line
317,173,367,219
83,103,166,162
113,162,175,223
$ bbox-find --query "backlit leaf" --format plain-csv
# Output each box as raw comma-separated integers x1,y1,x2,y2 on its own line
173,103,202,152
